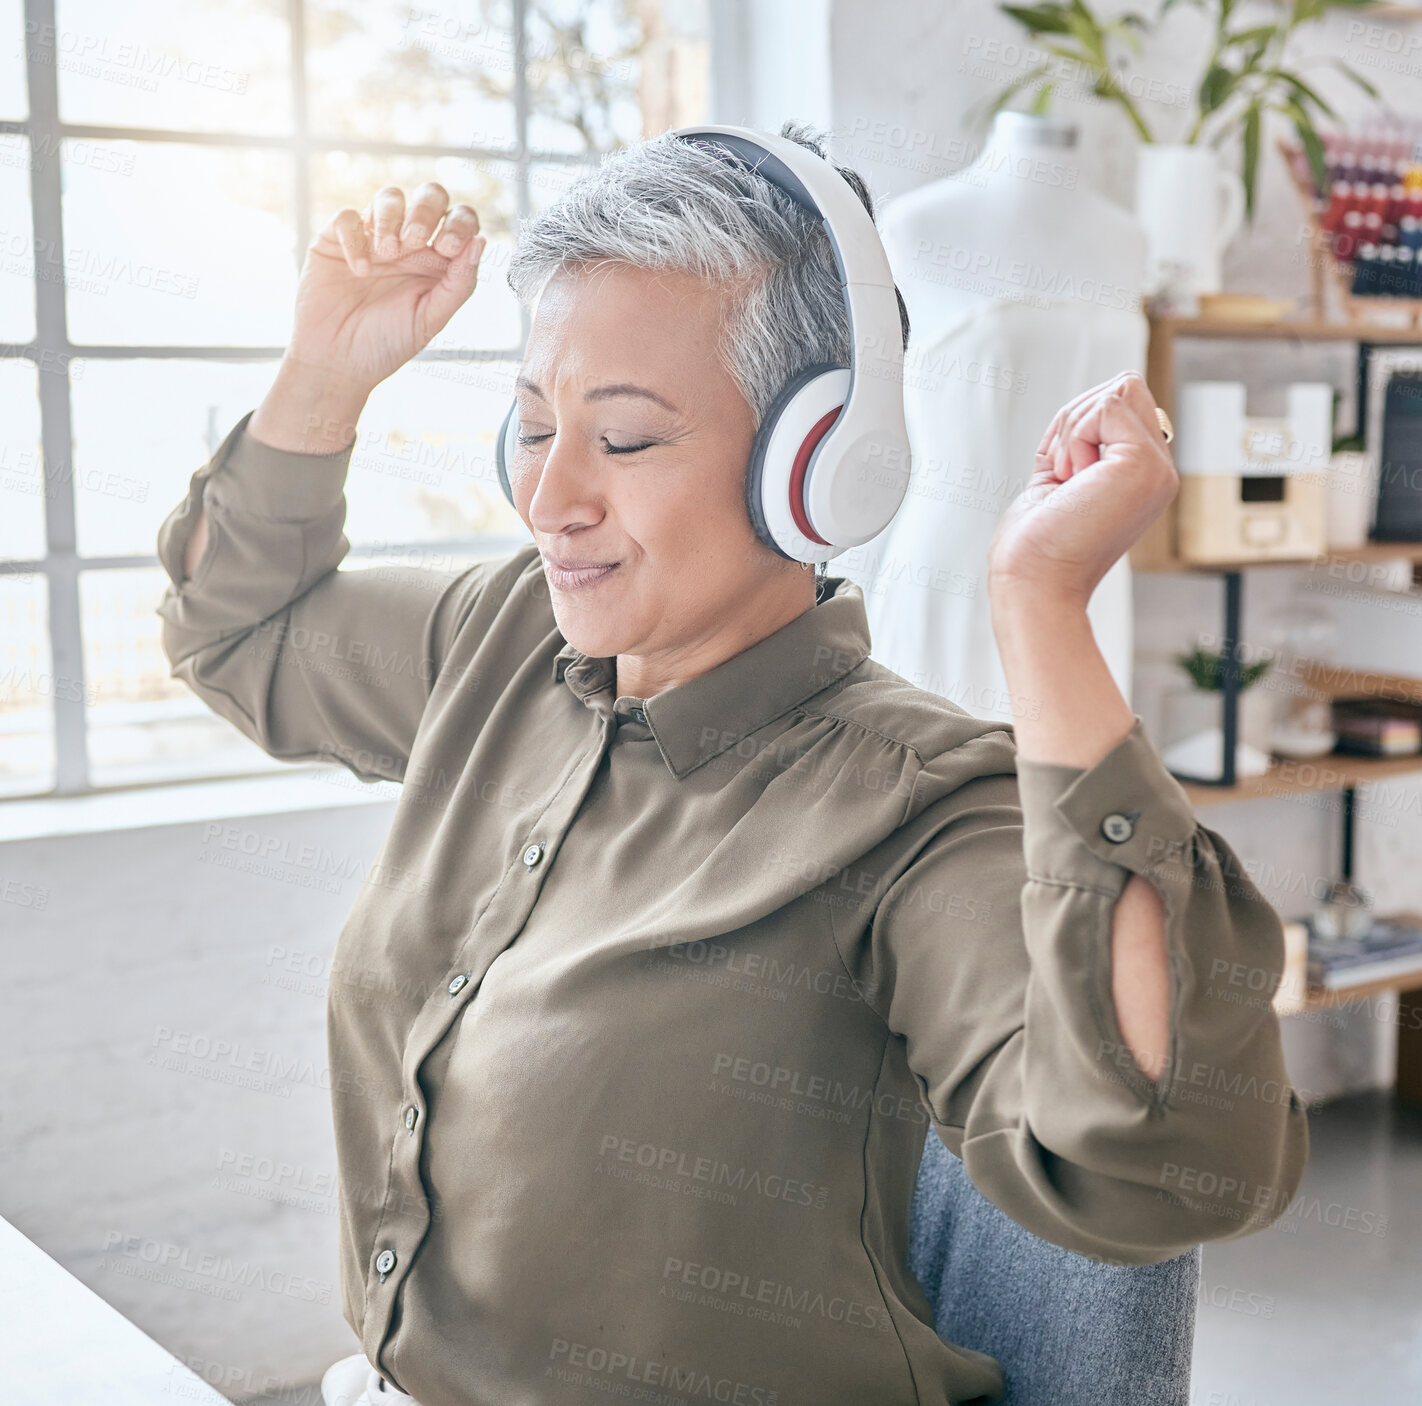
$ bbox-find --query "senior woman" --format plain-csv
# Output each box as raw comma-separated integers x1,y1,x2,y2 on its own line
156,122,1307,1406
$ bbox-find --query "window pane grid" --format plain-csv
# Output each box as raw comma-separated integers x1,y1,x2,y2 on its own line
7,0,545,798
7,0,701,799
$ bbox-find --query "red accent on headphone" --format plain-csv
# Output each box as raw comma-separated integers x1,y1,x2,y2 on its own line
788,406,841,546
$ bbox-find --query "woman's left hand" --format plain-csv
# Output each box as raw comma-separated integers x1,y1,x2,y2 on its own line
987,371,1179,612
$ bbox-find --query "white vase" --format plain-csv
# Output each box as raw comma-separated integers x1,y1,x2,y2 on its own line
1134,144,1246,298
1160,684,1274,780
1326,449,1377,549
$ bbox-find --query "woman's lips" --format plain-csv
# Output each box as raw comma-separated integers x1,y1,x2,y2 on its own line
544,559,620,592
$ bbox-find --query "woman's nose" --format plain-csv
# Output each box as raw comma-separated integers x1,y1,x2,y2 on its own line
524,433,603,534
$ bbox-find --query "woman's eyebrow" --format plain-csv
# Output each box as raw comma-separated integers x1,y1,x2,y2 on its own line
514,374,679,414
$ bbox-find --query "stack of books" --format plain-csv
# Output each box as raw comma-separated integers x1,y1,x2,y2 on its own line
1306,912,1422,990
1331,698,1422,757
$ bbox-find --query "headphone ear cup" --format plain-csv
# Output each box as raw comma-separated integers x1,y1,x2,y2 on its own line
495,399,518,508
745,363,851,564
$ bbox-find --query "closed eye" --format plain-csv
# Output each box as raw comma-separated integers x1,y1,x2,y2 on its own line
515,432,657,455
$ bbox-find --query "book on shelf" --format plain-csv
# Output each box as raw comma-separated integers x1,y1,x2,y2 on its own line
1331,697,1422,757
1305,912,1422,989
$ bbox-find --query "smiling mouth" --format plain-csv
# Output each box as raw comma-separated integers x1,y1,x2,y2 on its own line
543,557,620,591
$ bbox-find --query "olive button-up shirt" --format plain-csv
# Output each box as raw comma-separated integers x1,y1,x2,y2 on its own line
155,411,1308,1406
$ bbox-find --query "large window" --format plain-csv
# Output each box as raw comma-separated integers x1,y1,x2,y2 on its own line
0,0,709,798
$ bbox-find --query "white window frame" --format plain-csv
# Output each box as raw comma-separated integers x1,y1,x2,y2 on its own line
1,0,594,798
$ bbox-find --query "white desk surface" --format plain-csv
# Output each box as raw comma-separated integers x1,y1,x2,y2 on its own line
0,1214,234,1405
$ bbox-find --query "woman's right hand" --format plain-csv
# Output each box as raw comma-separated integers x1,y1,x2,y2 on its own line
286,182,488,399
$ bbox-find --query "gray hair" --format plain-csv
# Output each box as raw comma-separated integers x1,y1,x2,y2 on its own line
505,119,910,428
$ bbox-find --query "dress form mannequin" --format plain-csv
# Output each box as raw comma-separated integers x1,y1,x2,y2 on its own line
840,112,1150,723
884,110,1147,335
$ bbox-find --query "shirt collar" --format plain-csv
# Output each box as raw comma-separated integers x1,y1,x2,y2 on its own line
551,573,872,780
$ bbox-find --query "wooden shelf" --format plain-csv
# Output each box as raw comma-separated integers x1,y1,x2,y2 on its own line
1275,916,1422,1017
1134,311,1422,571
1178,660,1422,804
1277,964,1422,1017
1298,659,1422,706
1132,539,1422,574
1141,307,1422,806
1180,750,1422,806
1310,541,1422,566
1149,315,1422,343
1299,967,1422,1013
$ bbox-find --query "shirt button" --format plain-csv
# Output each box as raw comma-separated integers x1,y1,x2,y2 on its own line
1101,812,1135,844
375,1249,396,1275
447,973,469,996
523,842,544,868
630,706,647,724
404,1105,418,1133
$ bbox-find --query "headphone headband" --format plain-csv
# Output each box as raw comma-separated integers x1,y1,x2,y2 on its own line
670,125,910,555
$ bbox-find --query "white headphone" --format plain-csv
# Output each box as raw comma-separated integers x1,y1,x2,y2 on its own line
494,123,911,564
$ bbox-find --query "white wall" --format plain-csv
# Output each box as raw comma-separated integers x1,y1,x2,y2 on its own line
709,0,832,130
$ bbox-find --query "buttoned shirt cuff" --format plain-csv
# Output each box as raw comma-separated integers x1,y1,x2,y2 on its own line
206,408,355,521
1014,713,1198,899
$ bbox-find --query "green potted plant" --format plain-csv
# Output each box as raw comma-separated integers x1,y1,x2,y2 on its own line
1161,641,1275,778
984,0,1382,296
